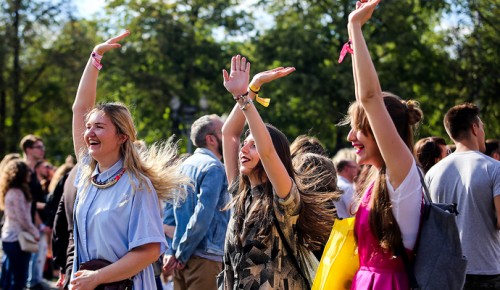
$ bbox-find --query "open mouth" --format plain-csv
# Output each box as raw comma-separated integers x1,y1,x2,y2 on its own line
353,144,364,154
88,140,101,146
240,156,250,164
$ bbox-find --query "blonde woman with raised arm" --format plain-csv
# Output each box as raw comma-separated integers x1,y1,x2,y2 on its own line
70,31,186,290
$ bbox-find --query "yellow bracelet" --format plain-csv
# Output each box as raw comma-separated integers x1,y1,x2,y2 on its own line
248,84,260,94
248,85,271,107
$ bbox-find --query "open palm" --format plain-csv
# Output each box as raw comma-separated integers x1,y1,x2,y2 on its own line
251,67,296,89
93,30,130,55
223,55,250,96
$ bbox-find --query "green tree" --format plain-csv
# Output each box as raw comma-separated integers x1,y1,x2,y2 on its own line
0,0,73,156
446,0,500,137
247,0,451,152
94,0,253,149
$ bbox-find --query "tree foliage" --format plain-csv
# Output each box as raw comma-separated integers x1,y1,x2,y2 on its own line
0,0,497,162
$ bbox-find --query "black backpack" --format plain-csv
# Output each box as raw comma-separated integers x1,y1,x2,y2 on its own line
399,169,467,290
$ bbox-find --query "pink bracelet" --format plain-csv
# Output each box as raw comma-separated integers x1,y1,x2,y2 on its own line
91,51,103,70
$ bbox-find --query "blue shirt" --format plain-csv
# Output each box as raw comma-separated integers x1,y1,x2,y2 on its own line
164,148,229,264
71,157,167,289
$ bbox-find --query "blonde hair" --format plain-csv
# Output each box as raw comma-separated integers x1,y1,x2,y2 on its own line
78,102,188,201
332,148,356,166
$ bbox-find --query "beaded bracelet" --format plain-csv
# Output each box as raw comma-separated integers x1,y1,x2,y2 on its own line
91,51,103,70
239,98,253,111
233,91,249,101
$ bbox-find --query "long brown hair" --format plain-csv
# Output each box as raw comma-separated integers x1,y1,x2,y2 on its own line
346,92,423,253
228,124,294,244
0,160,31,210
293,153,341,250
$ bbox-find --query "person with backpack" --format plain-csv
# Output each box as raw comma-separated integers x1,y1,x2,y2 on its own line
220,55,337,289
425,103,500,289
343,0,424,288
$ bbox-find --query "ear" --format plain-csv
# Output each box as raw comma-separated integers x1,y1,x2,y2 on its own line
205,134,215,145
119,134,129,144
471,123,479,136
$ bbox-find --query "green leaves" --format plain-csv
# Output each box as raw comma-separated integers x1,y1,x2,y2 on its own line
0,0,497,161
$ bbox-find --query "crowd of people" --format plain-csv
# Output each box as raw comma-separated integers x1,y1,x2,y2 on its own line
0,0,498,290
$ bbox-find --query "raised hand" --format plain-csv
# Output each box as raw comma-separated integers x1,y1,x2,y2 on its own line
250,67,296,89
222,55,250,96
348,0,381,26
93,30,131,55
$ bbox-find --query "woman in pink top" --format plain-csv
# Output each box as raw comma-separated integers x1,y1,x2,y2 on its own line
344,0,424,289
0,159,40,290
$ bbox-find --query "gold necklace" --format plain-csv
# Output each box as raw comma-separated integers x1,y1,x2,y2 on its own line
91,168,126,189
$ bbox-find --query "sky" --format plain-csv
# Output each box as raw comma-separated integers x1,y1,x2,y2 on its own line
74,0,273,41
75,0,104,19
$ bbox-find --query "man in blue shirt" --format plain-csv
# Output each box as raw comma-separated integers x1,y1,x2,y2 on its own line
163,114,229,290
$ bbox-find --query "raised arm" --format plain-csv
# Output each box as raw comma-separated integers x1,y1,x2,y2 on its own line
348,0,413,188
221,55,250,185
72,31,130,160
241,66,295,198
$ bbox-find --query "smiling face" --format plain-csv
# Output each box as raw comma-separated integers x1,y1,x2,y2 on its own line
239,134,261,177
347,128,383,169
84,111,125,163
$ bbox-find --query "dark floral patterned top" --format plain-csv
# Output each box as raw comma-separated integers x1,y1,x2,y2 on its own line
222,181,307,290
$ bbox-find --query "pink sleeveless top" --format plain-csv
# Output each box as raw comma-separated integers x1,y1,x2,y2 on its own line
351,184,411,290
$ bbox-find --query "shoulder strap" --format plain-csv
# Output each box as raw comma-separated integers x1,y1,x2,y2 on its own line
417,167,433,204
271,210,310,289
398,167,427,290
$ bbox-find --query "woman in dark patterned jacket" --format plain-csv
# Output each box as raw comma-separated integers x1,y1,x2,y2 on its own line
220,55,338,290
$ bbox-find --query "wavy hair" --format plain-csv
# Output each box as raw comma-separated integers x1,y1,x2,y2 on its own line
344,92,423,253
228,124,294,244
78,102,188,202
0,160,31,210
293,153,341,250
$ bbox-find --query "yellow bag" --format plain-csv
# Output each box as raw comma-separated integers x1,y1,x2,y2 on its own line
312,217,359,290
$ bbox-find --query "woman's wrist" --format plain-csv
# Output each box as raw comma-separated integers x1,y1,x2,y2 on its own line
347,22,362,30
91,50,103,70
249,81,261,91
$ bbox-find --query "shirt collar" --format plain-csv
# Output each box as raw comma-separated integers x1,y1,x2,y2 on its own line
91,159,124,181
194,148,220,162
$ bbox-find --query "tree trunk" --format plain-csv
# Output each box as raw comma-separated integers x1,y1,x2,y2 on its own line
11,0,22,152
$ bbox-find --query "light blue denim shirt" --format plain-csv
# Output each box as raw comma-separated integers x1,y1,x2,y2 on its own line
71,157,167,289
164,148,229,264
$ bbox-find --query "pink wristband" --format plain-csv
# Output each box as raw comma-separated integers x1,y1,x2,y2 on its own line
338,40,353,63
91,51,103,70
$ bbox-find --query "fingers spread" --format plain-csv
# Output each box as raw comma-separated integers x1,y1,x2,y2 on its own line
230,56,236,72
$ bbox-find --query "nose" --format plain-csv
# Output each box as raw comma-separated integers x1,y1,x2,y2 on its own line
347,129,356,142
240,143,249,153
85,126,96,137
